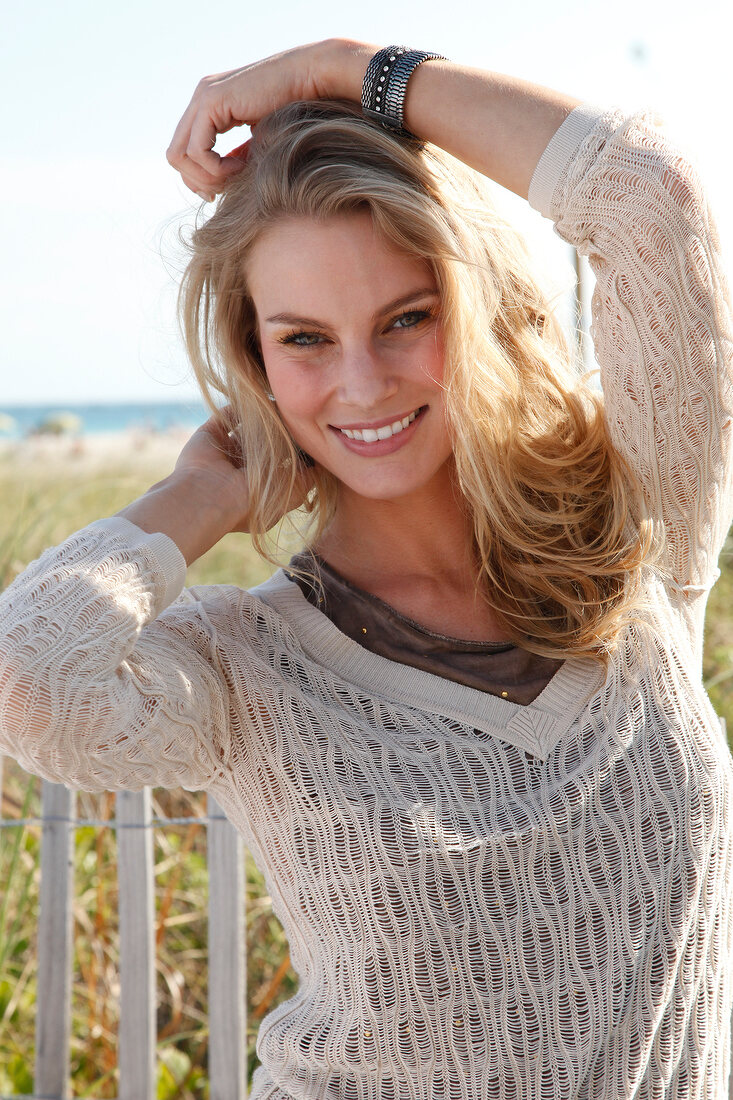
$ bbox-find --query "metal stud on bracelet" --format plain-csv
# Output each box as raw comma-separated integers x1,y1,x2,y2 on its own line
361,46,447,138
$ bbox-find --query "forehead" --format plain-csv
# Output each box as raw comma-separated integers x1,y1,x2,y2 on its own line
246,212,436,315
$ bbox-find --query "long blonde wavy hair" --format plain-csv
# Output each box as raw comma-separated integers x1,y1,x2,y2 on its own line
179,99,655,661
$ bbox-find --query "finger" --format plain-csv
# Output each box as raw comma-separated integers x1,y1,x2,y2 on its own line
179,145,249,199
186,110,230,177
179,170,215,200
197,407,232,436
180,171,217,201
213,409,246,466
209,407,246,451
179,159,229,196
166,97,201,170
169,96,250,194
169,119,237,190
190,411,243,463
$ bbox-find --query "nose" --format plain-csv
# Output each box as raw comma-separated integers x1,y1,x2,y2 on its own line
336,344,399,410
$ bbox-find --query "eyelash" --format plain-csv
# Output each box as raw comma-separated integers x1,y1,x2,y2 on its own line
278,307,436,348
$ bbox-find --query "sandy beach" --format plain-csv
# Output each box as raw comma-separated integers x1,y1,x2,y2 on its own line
0,426,191,475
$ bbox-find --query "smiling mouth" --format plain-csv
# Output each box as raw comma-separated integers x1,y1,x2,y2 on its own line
335,407,424,443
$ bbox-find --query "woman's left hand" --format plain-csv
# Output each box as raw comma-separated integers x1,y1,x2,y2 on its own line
166,39,370,200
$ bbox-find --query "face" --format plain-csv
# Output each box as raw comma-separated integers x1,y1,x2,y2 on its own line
247,211,453,507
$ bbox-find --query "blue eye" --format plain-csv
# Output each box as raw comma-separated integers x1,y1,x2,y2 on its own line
281,331,324,347
392,309,432,330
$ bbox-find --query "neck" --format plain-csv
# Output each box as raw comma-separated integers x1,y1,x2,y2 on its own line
315,467,476,587
312,465,510,642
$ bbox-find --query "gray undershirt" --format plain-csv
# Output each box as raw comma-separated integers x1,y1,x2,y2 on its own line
287,552,563,705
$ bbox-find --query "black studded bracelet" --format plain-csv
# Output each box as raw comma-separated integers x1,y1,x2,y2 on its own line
361,46,447,138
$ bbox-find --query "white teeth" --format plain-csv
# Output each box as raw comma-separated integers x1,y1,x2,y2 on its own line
339,408,421,443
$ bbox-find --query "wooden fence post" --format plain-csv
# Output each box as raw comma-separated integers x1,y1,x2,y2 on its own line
34,780,75,1100
116,788,156,1100
207,793,246,1100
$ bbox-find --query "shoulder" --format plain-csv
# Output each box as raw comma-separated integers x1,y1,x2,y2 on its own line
174,568,302,655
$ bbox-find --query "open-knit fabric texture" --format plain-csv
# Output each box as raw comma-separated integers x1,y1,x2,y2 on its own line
1,105,733,1098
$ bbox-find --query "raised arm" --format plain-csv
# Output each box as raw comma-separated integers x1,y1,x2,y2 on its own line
528,108,732,639
0,410,313,791
0,517,230,792
166,38,580,201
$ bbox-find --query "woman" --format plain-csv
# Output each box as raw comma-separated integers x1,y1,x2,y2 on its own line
1,38,732,1099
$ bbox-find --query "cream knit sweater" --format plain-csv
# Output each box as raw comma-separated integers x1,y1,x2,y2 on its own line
1,105,733,1099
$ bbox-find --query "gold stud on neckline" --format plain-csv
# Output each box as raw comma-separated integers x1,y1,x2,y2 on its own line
501,690,509,699
361,627,367,635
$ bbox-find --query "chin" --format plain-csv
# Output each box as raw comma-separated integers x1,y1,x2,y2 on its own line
335,466,452,504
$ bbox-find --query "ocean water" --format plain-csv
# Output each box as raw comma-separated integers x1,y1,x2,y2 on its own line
0,400,209,440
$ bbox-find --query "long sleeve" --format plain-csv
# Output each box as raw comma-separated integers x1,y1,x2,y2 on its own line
0,517,231,792
529,106,733,652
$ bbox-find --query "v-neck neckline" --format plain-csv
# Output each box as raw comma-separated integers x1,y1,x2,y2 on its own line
251,570,604,761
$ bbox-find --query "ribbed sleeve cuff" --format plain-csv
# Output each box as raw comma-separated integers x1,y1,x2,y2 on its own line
88,516,188,612
528,104,608,218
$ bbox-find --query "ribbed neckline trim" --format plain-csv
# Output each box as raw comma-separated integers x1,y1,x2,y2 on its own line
252,570,604,761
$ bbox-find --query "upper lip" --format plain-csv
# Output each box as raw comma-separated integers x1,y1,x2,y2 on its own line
330,406,424,431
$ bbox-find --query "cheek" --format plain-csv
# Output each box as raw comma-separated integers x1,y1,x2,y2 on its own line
431,330,446,381
266,365,324,435
414,328,445,388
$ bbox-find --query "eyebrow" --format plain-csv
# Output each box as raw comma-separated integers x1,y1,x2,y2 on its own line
264,287,439,327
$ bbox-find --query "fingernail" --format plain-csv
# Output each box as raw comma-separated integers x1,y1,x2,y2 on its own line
196,190,214,202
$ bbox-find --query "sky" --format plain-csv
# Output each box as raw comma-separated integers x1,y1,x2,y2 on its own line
1,0,730,406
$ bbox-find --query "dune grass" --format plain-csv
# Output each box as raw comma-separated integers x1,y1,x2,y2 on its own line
0,450,731,1097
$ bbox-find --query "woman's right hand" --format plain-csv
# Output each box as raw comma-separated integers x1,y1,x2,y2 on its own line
170,410,254,533
116,410,312,566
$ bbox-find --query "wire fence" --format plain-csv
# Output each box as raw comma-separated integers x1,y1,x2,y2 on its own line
0,813,221,829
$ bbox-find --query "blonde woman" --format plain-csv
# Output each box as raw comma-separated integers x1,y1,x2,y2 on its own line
2,38,732,1098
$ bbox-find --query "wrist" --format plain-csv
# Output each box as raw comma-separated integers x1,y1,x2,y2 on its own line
116,471,241,567
316,37,377,103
